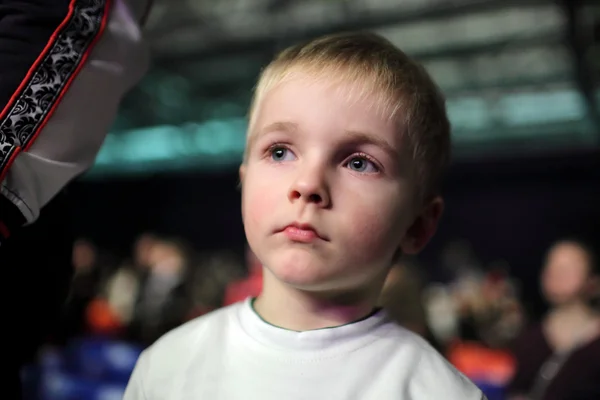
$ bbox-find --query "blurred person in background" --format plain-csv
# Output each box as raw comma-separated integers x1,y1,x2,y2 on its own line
60,239,107,339
128,238,194,345
443,240,487,343
379,259,444,352
71,239,103,302
453,261,524,349
109,233,160,326
92,260,141,337
133,232,159,270
475,262,524,349
432,240,524,348
423,283,460,347
444,261,523,391
84,233,174,341
88,233,161,335
379,259,427,335
508,239,600,400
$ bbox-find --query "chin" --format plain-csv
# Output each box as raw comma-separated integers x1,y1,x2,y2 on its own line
265,249,340,290
546,294,578,307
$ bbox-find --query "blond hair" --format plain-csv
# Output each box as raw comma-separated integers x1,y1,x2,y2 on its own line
246,31,451,199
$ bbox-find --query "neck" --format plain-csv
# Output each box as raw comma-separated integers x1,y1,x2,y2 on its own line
254,269,384,331
551,300,598,324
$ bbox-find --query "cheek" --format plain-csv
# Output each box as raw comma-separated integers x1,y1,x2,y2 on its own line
242,171,281,229
245,191,272,223
347,218,392,262
338,193,408,259
544,274,584,295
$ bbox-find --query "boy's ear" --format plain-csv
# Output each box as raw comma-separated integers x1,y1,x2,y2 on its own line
399,196,444,255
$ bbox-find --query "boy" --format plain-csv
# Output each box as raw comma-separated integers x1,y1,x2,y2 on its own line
123,32,485,399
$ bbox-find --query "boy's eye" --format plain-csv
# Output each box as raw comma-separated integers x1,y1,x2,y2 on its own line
347,156,378,173
270,146,295,162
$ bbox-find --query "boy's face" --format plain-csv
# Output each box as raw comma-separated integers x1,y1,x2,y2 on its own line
241,73,442,294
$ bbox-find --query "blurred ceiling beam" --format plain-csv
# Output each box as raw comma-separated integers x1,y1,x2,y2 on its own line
174,71,573,102
265,0,298,13
152,0,549,64
158,34,567,97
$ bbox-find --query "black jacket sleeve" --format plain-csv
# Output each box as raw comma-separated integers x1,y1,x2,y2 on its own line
0,0,150,244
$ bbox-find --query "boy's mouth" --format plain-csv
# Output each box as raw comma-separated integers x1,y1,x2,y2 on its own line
278,222,328,242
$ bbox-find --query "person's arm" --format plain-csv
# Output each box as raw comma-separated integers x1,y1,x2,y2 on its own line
0,0,150,245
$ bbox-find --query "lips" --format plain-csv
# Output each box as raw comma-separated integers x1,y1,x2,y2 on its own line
278,222,327,242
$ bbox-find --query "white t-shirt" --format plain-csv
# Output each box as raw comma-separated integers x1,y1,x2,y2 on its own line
124,298,485,400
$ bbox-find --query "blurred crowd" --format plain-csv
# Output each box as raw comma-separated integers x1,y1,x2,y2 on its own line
41,234,599,399
63,234,247,346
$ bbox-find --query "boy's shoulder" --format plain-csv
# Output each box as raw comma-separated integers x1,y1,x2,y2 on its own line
145,301,242,357
380,324,484,399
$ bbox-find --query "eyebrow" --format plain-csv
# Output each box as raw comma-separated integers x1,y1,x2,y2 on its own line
344,130,399,160
247,121,298,150
260,121,298,134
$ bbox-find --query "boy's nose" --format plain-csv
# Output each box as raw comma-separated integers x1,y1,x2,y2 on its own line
288,170,331,208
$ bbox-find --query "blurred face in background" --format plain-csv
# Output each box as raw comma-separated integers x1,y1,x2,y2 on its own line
72,239,97,272
542,242,592,306
148,241,185,277
134,233,157,267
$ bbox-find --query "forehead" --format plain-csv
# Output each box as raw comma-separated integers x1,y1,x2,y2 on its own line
251,71,403,139
258,66,402,119
546,243,590,271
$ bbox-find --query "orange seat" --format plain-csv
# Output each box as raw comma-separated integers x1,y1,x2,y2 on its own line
448,341,516,385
